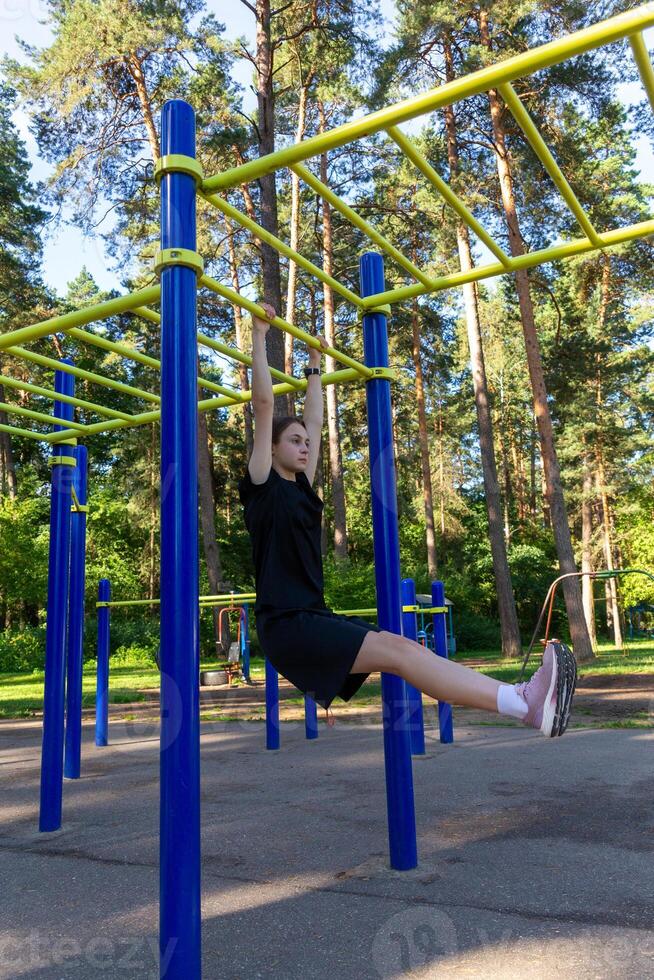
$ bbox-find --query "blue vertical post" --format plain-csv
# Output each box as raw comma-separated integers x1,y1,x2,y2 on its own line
360,252,417,871
433,581,454,744
159,98,201,980
401,579,425,756
265,657,280,750
95,579,110,747
304,695,318,740
241,606,251,682
39,362,76,832
64,445,88,779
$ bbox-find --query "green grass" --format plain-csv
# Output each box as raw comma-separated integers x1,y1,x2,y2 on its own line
0,657,262,719
1,642,651,721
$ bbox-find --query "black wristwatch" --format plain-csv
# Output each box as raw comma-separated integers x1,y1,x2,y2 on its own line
303,367,320,378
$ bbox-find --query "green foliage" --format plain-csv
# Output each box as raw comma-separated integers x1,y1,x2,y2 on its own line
450,612,501,652
0,626,46,672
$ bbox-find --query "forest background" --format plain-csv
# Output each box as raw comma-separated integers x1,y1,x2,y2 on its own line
0,0,652,671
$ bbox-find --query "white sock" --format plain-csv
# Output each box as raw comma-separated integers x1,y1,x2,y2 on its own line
497,684,528,719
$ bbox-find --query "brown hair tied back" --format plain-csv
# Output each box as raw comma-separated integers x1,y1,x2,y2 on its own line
272,416,306,444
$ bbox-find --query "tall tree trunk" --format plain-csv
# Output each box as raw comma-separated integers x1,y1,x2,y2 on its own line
443,39,522,657
437,401,445,535
581,453,597,648
593,253,621,648
479,10,592,662
223,215,254,457
596,463,623,649
529,414,537,519
410,293,437,577
0,385,18,498
318,100,348,559
285,79,312,413
127,54,160,158
255,0,287,413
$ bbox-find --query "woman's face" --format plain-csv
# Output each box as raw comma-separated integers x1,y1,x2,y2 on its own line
272,422,310,473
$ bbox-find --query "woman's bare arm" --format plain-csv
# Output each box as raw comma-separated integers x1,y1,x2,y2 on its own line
248,304,275,484
302,334,328,486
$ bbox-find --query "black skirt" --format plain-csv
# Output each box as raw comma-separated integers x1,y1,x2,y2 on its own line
255,607,382,710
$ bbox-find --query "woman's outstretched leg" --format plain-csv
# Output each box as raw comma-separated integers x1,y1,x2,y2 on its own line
350,629,577,737
350,630,505,712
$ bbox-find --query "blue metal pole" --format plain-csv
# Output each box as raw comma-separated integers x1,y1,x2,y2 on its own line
265,657,280,750
401,579,425,756
432,581,454,744
159,98,201,980
241,607,251,682
39,361,76,832
360,252,417,871
304,695,318,740
64,445,88,779
95,579,110,747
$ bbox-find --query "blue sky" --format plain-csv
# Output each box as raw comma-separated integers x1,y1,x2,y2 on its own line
3,3,652,298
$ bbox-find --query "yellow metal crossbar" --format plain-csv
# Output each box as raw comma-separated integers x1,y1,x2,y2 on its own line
5,346,160,404
0,286,161,352
359,218,654,309
201,276,370,378
202,6,654,192
0,374,135,422
386,126,512,267
200,275,373,378
290,162,433,285
0,400,91,432
630,31,654,111
497,83,602,246
200,192,365,309
129,307,305,391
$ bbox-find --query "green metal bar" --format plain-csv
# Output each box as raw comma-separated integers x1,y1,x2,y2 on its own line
70,323,235,401
0,374,135,422
198,332,305,389
0,420,53,443
200,193,365,309
6,346,160,403
48,408,161,445
0,400,90,432
497,83,602,246
387,126,512,266
290,162,433,285
67,327,160,369
195,367,365,414
132,306,161,324
0,285,161,352
202,6,654,192
200,275,373,378
47,366,367,444
130,306,303,388
360,218,654,308
199,593,256,601
630,32,654,111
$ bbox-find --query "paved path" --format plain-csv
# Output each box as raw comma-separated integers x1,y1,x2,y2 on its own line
1,715,653,978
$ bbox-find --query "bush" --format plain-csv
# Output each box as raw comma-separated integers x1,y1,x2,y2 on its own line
453,611,501,652
0,627,47,672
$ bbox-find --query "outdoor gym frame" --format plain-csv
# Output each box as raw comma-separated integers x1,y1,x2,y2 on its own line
0,6,653,977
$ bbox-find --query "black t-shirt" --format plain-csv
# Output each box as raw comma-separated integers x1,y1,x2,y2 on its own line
238,465,328,616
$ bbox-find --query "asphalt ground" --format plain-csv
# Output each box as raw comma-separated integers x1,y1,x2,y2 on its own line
1,709,653,978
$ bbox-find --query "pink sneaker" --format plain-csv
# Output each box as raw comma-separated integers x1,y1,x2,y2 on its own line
515,641,577,737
